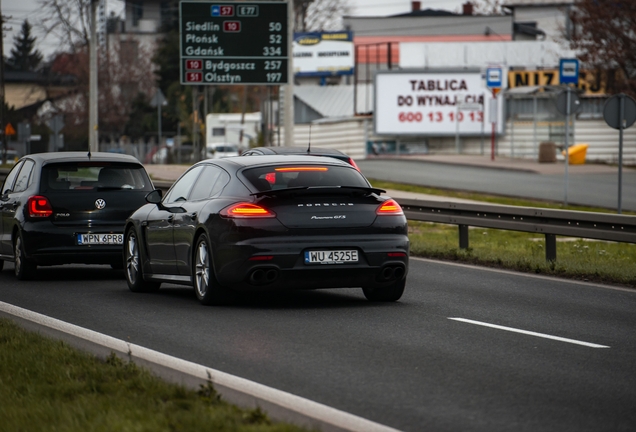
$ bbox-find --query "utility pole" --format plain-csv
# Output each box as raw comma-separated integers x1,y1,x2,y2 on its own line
283,0,294,146
0,2,6,164
89,0,99,153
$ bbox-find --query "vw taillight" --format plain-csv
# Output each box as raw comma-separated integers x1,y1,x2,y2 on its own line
27,196,53,218
376,199,403,215
221,203,276,218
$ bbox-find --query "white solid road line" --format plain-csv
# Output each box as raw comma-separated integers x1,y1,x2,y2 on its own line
448,317,610,349
0,301,402,432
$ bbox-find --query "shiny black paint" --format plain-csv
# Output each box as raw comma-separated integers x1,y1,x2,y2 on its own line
126,155,409,294
0,152,153,269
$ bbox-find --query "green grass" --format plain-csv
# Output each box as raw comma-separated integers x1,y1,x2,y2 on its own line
0,319,309,432
408,222,636,287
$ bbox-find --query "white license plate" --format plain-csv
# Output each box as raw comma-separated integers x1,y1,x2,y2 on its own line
305,250,358,265
77,233,123,245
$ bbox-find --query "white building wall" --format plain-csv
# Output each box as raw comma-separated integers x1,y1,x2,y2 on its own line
514,6,571,43
399,41,574,69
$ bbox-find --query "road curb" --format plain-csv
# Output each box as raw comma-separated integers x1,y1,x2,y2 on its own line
0,301,401,432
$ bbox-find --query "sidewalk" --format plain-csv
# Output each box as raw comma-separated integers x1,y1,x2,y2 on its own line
373,154,628,175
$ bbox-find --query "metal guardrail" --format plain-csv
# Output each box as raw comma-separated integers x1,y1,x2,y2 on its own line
399,198,636,261
3,170,634,262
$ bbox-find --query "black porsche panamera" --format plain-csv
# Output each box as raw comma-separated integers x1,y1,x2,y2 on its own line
0,152,154,279
124,155,409,305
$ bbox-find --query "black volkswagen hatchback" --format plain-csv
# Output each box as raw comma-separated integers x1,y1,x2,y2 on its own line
124,155,409,305
0,152,154,279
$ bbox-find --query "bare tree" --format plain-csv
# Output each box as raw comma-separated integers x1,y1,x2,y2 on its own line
569,0,636,97
37,0,157,142
457,0,504,15
38,0,92,53
294,0,350,32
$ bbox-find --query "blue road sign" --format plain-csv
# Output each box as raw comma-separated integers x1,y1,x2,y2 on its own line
486,67,503,88
211,5,220,16
559,58,579,85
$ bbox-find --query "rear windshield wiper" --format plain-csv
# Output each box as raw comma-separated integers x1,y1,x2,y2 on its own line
251,185,385,197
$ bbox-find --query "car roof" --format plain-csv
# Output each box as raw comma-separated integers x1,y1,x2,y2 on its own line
197,154,352,169
24,152,143,165
246,146,347,157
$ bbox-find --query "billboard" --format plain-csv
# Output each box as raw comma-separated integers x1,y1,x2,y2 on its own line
374,70,504,136
293,31,354,76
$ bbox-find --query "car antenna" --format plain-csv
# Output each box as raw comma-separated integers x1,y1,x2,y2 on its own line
307,123,311,154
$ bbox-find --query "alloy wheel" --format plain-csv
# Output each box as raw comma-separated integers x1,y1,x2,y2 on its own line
126,232,140,285
195,240,210,298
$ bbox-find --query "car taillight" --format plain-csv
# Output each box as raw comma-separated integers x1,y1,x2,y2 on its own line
376,199,403,215
221,203,276,218
27,196,53,218
348,158,361,172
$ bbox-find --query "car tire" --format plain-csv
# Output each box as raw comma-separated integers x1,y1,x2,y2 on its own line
362,278,406,302
14,233,36,280
124,228,160,293
193,234,234,305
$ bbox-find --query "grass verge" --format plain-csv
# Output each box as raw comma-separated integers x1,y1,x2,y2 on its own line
0,318,308,432
368,179,636,288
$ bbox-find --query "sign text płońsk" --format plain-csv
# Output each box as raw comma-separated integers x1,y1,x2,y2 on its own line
180,2,288,85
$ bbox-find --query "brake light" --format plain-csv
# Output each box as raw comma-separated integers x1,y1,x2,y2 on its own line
348,158,361,172
387,252,407,257
264,172,276,184
221,203,276,218
274,167,328,172
377,199,403,215
27,196,53,218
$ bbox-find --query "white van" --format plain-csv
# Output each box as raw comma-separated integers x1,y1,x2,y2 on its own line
206,143,239,159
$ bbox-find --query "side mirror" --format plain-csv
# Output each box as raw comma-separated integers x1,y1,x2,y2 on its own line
145,189,162,204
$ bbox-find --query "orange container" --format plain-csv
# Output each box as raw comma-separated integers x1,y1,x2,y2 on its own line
562,144,589,165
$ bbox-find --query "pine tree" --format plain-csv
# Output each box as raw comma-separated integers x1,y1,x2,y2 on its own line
8,20,43,72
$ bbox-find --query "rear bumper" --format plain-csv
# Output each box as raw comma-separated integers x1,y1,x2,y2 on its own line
20,221,124,266
213,234,409,292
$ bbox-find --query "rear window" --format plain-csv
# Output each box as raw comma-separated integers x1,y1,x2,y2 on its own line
215,145,238,153
243,165,369,192
40,163,153,192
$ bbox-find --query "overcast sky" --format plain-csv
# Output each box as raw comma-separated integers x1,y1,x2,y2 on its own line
2,0,467,59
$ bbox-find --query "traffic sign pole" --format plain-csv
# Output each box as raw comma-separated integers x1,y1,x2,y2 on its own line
618,95,624,213
602,93,636,214
564,87,570,207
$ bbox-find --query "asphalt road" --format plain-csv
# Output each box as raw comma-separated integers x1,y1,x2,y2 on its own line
1,260,635,432
357,159,636,211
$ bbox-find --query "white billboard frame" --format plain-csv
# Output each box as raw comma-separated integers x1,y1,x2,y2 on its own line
374,69,505,137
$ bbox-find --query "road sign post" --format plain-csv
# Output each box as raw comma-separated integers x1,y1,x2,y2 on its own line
603,93,636,214
555,88,580,207
486,67,502,161
557,59,580,207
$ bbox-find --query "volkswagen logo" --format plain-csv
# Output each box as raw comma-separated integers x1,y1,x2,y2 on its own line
95,199,106,210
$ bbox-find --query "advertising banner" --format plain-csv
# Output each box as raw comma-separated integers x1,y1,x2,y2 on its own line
374,70,504,136
293,31,354,76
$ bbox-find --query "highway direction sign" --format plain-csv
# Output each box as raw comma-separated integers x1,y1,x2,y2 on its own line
180,1,289,85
